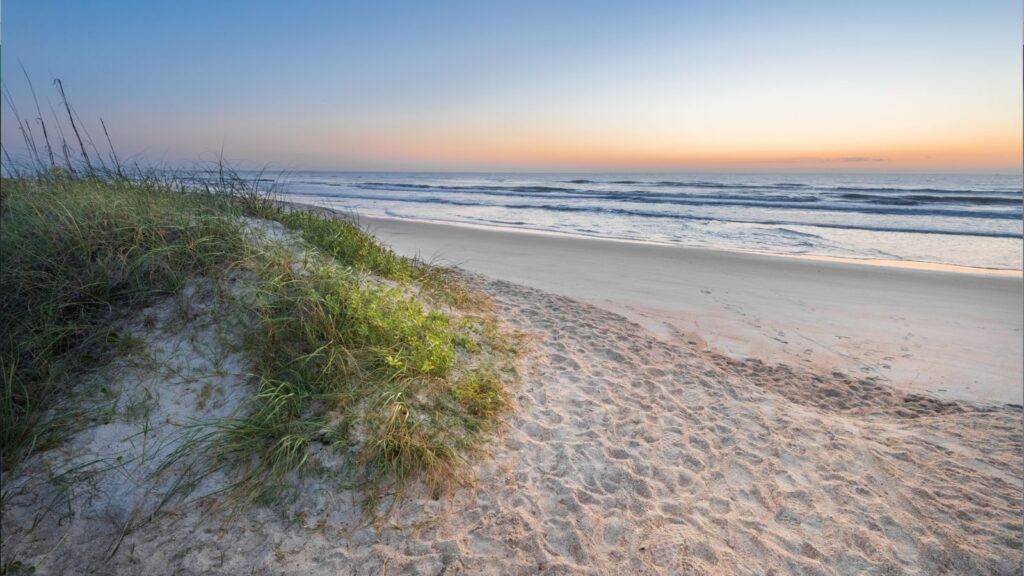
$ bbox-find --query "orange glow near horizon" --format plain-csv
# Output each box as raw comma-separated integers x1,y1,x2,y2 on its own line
308,124,1022,172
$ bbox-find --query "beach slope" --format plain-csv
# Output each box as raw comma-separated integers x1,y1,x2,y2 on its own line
364,216,1023,405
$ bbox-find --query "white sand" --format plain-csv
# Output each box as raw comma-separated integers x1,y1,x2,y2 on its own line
3,215,1021,575
360,216,1023,406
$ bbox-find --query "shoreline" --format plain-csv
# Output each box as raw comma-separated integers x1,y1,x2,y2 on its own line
353,212,1023,277
344,211,1022,405
280,181,1024,272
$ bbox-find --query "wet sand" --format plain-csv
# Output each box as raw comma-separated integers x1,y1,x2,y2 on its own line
362,216,1023,405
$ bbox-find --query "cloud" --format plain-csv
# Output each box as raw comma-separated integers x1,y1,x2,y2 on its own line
765,155,888,165
829,156,886,163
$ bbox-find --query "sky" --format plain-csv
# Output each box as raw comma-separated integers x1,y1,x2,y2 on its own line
1,0,1021,172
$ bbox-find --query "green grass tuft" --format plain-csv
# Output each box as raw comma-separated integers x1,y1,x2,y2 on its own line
1,172,518,509
271,209,412,280
0,177,250,470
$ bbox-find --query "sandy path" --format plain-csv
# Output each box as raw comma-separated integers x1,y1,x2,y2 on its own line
360,216,1023,406
448,277,1022,574
5,273,1020,575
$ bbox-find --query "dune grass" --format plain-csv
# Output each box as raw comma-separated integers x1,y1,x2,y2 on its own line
0,172,517,506
0,175,251,470
250,203,488,310
206,235,514,505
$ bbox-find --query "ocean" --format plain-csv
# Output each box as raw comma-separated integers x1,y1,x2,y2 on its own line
272,172,1023,271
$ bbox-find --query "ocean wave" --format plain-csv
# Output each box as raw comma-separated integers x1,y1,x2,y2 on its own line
564,179,642,185
287,191,1022,238
354,183,828,205
357,182,576,193
652,180,814,190
644,180,1019,195
290,176,1021,197
829,185,1020,195
775,227,825,239
531,204,1023,239
348,181,1021,208
655,180,773,189
307,186,1020,219
560,178,1023,196
838,193,1022,206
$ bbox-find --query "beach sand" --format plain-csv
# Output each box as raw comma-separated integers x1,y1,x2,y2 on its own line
3,215,1021,575
362,216,1023,406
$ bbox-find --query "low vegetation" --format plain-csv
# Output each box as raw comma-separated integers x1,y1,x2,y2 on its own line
0,170,518,508
0,175,251,470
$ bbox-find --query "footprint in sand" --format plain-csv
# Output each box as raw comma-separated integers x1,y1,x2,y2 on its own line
625,521,718,574
723,304,745,316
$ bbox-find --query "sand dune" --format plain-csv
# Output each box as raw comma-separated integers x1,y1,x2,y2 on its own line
4,271,1020,575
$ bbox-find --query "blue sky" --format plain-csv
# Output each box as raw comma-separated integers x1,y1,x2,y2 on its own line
2,0,1021,171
